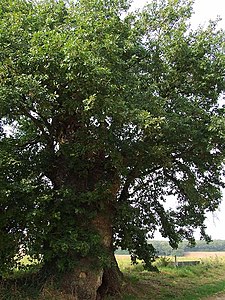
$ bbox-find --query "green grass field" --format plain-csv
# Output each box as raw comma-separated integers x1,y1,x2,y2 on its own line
116,254,225,300
1,254,225,299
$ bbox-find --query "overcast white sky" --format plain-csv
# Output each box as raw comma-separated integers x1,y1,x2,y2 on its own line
132,0,225,240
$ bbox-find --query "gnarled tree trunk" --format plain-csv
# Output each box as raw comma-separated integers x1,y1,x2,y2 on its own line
59,212,123,300
43,151,123,299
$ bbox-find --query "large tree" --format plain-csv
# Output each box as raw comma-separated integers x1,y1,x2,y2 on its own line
0,0,224,298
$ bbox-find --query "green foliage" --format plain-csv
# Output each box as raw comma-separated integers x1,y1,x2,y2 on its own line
155,256,173,267
0,0,225,276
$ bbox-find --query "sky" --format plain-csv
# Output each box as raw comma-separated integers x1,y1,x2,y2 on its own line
132,0,225,240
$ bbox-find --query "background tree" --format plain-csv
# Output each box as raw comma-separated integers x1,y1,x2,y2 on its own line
0,0,224,298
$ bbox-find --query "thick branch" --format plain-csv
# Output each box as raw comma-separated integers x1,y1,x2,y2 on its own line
118,165,162,203
164,169,189,200
19,96,53,144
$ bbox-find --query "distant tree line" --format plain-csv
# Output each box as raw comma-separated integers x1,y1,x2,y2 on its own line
116,240,225,257
150,240,225,256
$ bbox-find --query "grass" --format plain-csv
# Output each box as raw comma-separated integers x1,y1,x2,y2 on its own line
1,255,225,299
116,255,225,300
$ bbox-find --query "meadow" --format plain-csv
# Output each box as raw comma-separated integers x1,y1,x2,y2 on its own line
115,253,225,300
1,253,225,299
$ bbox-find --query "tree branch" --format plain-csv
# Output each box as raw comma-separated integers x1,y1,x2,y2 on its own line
19,95,53,144
118,165,163,203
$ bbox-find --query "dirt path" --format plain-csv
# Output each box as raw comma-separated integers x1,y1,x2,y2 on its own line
203,292,225,300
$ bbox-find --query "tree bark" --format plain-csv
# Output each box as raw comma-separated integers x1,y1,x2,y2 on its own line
58,212,123,300
93,214,123,299
43,150,123,299
59,254,123,300
60,259,104,300
97,253,123,299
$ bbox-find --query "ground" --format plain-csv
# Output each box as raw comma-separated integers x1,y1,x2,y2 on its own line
204,293,225,300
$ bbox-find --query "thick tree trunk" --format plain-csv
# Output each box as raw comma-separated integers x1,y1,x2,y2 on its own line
97,253,123,299
60,253,123,300
58,213,123,300
92,213,123,298
60,259,103,300
44,152,122,299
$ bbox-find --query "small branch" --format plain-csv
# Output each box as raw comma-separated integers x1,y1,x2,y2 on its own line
16,138,40,149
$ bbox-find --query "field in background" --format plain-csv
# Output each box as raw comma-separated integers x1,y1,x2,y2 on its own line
116,252,225,269
184,251,225,258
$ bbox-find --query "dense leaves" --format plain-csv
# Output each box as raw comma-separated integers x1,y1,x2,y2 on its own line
0,0,225,276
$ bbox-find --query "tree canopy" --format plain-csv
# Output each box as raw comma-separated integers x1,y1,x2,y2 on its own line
0,0,224,298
